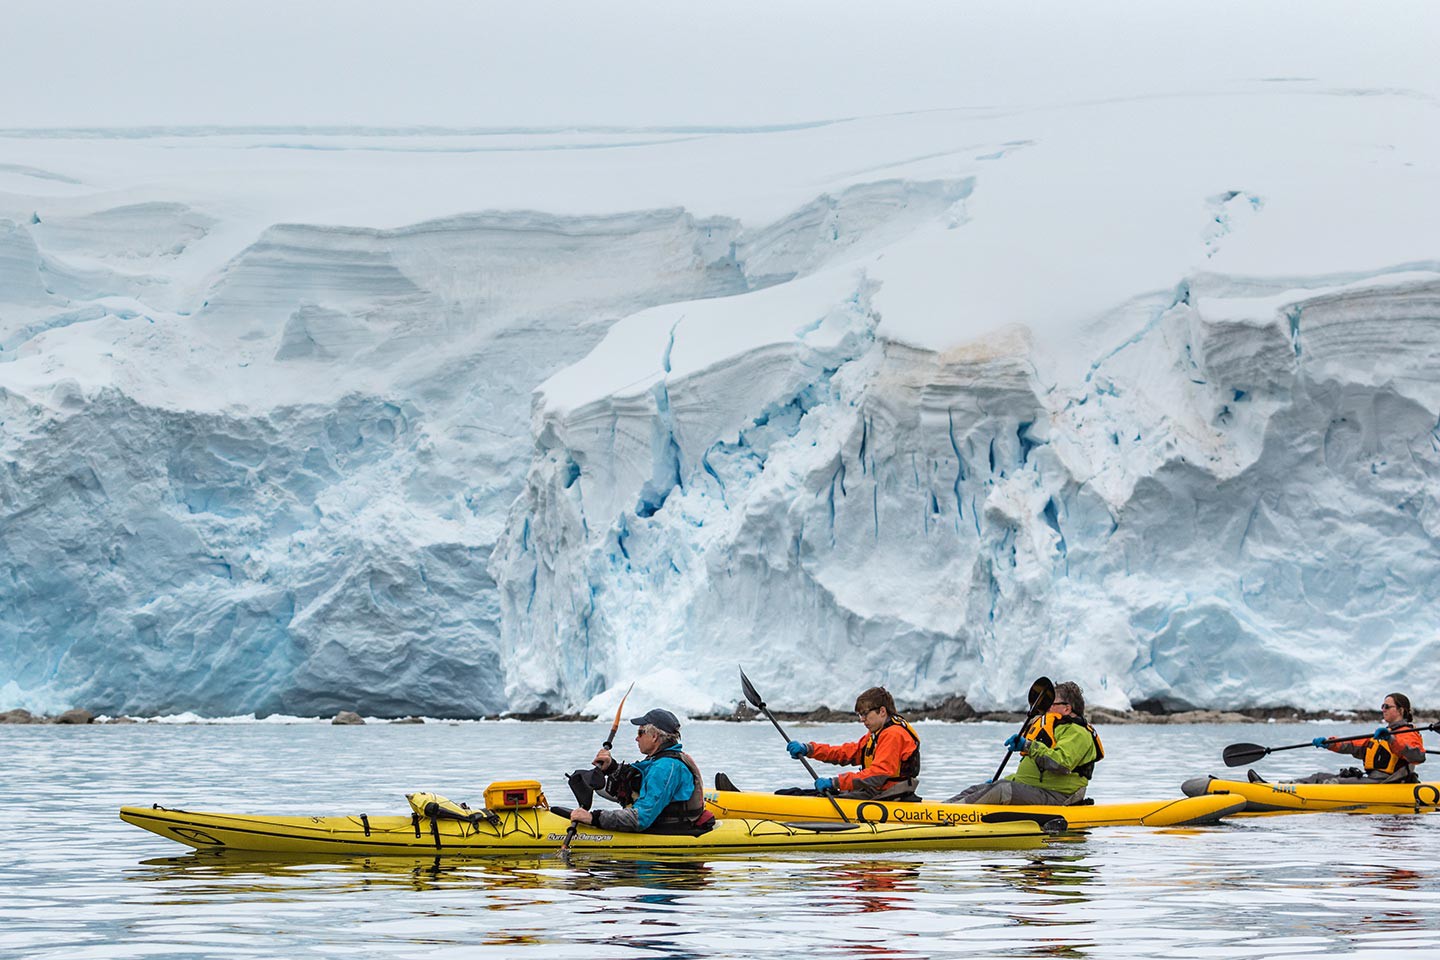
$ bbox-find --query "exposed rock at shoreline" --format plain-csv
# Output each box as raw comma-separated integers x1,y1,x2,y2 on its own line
0,702,1402,725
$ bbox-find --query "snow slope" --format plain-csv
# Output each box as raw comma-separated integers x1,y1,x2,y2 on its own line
2,4,1439,716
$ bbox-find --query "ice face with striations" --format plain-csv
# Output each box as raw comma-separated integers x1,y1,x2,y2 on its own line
2,80,1439,717
493,93,1440,716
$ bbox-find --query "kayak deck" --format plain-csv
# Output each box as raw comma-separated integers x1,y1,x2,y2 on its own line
119,803,1053,857
1192,777,1440,815
703,789,1245,829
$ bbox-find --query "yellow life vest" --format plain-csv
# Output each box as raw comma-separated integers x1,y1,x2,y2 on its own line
1021,712,1104,779
1362,737,1405,775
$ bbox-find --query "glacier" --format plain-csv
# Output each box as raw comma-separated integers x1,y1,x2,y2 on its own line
3,12,1440,716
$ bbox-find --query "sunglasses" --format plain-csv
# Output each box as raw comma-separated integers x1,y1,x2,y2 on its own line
1381,703,1398,710
856,708,880,719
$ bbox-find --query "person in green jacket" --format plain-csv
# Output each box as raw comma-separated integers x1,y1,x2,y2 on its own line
946,681,1104,805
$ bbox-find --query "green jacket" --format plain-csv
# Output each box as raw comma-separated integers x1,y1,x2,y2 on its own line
1007,721,1098,796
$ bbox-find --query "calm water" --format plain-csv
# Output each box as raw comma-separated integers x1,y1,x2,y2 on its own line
5,720,1439,959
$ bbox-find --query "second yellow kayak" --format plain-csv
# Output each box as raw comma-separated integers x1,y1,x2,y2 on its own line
703,789,1245,829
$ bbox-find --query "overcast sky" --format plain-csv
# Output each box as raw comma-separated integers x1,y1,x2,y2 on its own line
4,0,1437,128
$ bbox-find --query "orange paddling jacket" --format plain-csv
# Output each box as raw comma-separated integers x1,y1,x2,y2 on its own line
1328,722,1426,780
808,716,921,800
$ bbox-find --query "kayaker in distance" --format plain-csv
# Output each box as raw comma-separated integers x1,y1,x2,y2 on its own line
566,708,712,833
947,681,1103,805
779,686,922,801
1293,692,1426,784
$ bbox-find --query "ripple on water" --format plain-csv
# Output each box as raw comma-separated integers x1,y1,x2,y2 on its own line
3,722,1439,959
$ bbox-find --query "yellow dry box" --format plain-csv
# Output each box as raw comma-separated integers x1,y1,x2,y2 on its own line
484,780,546,810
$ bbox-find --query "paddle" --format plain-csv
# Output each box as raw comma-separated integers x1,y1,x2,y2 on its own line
561,681,634,853
990,677,1056,784
1223,720,1440,768
739,668,851,823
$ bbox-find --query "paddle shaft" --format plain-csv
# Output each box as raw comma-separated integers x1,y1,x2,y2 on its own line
740,669,850,822
1225,721,1440,767
991,678,1056,783
1304,721,1436,750
990,730,1026,783
761,704,852,822
563,683,634,851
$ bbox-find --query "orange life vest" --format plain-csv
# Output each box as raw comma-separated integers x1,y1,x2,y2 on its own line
861,715,922,785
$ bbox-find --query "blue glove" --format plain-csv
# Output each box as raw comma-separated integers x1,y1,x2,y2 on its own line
1311,736,1328,748
787,740,810,759
1373,726,1390,740
814,777,837,792
1004,734,1030,752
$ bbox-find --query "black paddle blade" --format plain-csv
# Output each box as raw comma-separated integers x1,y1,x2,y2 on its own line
1222,743,1268,768
979,810,1069,835
581,765,608,792
566,770,595,810
1028,677,1055,714
739,667,765,709
979,810,1054,826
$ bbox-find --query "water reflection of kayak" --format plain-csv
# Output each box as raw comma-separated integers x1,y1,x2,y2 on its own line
704,787,1245,829
119,787,1058,857
1184,776,1440,815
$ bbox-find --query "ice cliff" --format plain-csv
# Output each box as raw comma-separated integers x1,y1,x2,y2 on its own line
2,80,1438,716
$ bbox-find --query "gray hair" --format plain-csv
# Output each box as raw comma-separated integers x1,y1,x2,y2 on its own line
641,725,680,751
1055,681,1085,718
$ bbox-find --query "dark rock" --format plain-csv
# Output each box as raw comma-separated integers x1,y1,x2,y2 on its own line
54,709,95,725
910,696,975,721
390,716,424,724
798,706,851,723
0,709,37,724
332,710,365,725
104,716,138,724
731,702,757,721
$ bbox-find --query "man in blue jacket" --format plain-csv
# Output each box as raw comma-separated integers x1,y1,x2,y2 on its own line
567,708,709,832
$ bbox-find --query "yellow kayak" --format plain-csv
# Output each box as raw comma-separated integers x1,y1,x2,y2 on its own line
120,795,1056,857
1187,777,1440,815
703,789,1245,829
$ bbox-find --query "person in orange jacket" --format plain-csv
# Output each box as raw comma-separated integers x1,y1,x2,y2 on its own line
779,686,922,801
1296,692,1426,784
